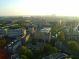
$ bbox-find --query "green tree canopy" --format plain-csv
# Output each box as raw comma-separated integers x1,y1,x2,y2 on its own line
57,31,65,41
0,39,6,47
20,46,32,59
67,41,79,53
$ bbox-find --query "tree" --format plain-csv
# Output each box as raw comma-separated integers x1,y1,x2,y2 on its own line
31,44,59,59
44,44,58,54
19,46,32,59
0,39,6,47
67,41,79,53
70,55,79,59
20,55,28,59
39,44,58,56
57,31,65,41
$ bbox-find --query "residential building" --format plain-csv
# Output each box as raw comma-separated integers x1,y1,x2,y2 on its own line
0,29,6,37
6,39,22,59
42,53,68,59
7,28,26,38
32,27,51,42
64,25,79,40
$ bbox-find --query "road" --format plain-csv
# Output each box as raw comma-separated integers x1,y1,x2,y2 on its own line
25,34,30,41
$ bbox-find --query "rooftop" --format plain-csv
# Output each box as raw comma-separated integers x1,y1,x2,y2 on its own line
40,27,51,33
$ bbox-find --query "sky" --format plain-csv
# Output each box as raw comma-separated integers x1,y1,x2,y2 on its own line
0,0,79,16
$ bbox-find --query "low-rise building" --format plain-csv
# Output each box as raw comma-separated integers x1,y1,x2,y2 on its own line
0,29,6,37
42,53,68,59
27,27,51,51
6,39,22,59
64,26,79,40
64,31,79,40
7,28,26,38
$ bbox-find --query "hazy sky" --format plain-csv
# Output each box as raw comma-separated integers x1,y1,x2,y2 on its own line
0,0,79,16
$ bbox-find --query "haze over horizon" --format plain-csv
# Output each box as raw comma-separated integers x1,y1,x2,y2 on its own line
0,0,79,16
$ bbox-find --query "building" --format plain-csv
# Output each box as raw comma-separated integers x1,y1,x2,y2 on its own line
64,25,79,40
6,39,22,59
7,28,26,39
0,29,6,37
27,27,51,50
42,53,68,59
64,31,79,40
27,24,36,34
32,27,51,42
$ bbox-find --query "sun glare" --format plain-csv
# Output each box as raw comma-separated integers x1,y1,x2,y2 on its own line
0,0,79,16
